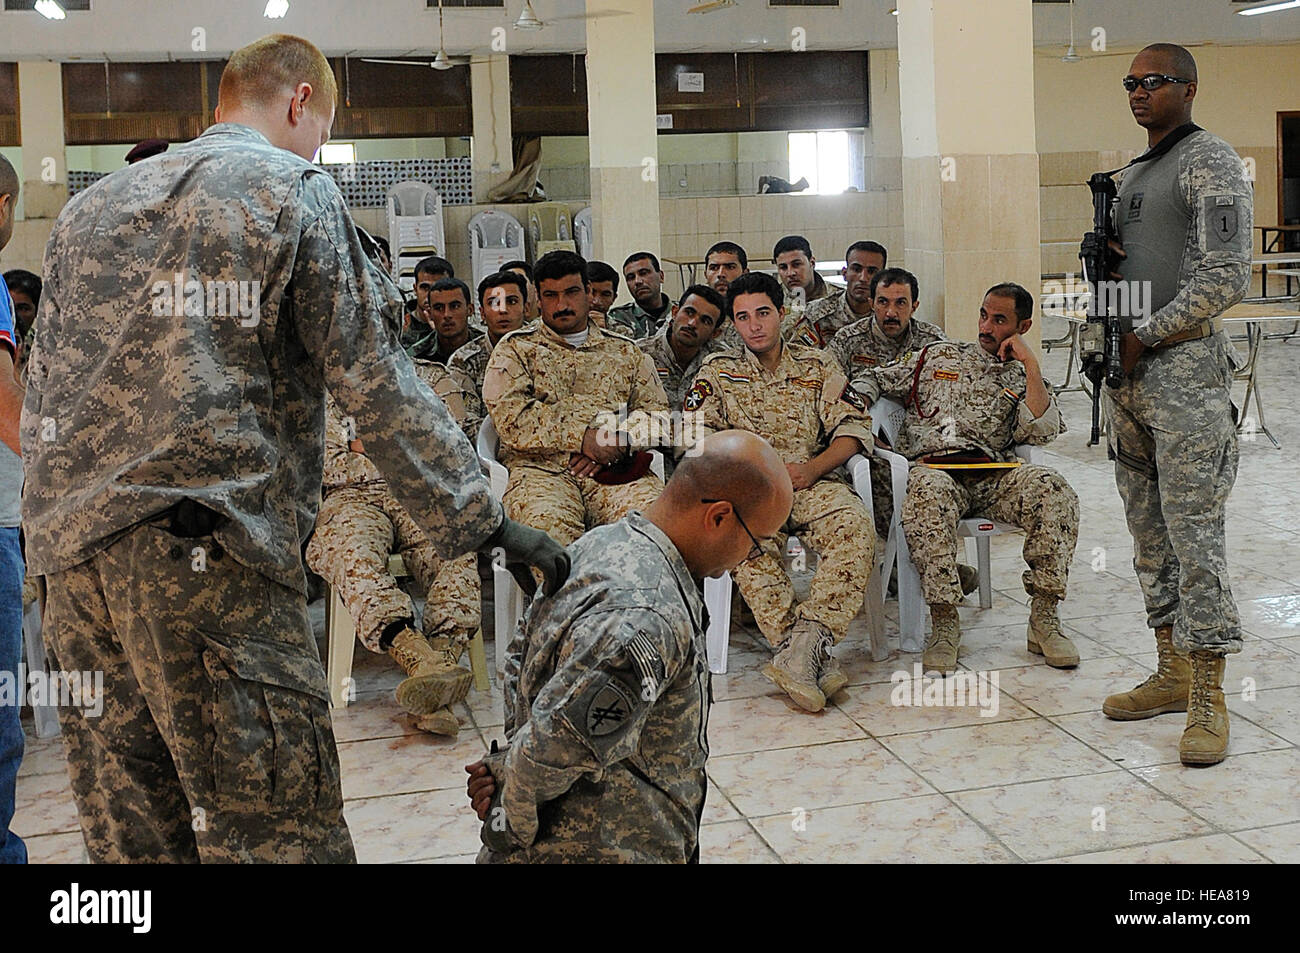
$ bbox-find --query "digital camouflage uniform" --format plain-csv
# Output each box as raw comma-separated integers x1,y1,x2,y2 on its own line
781,277,845,349
447,333,496,441
478,512,709,864
686,343,875,646
605,297,671,341
827,314,947,539
305,363,481,656
483,320,670,548
21,123,503,863
1108,129,1251,655
854,341,1078,607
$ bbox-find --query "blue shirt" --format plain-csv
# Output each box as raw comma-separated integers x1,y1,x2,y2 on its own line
0,287,19,527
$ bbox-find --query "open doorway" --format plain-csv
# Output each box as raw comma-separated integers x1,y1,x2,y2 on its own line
1279,111,1300,252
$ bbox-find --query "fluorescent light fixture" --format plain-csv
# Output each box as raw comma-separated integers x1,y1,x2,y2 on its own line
264,0,289,19
34,1,67,20
1237,0,1300,13
319,142,356,164
687,0,737,13
513,1,543,30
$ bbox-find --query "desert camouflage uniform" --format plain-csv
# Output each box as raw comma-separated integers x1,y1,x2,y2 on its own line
636,323,725,412
606,297,671,341
447,334,497,441
686,343,875,646
827,315,947,538
483,320,670,548
781,277,846,349
1107,129,1251,655
305,363,481,655
478,512,709,863
409,328,484,367
22,122,502,863
855,341,1077,607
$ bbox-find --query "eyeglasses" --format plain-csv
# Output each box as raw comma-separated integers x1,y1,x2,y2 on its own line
702,498,766,560
1122,74,1192,93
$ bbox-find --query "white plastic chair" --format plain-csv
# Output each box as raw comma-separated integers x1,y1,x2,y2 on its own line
386,180,446,293
21,597,59,739
871,396,1040,653
324,553,491,709
476,415,667,676
469,209,526,293
703,451,889,675
526,202,575,261
574,206,594,260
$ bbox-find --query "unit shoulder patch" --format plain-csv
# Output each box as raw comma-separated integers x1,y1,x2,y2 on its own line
683,378,714,411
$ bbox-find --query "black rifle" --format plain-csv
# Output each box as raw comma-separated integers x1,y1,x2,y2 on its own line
1078,172,1124,448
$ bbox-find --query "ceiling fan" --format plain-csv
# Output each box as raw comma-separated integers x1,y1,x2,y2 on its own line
361,0,472,70
512,0,632,32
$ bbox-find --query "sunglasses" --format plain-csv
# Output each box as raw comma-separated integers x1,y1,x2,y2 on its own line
1122,74,1192,93
702,498,768,561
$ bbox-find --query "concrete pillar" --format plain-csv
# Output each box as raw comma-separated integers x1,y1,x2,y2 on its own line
584,0,661,263
470,55,512,204
17,61,68,221
897,0,1041,344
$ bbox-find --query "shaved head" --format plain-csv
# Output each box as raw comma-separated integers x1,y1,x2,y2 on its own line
1139,43,1197,82
649,430,793,580
0,155,16,202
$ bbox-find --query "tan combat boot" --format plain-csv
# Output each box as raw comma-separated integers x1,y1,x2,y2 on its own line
1026,595,1079,668
1180,652,1229,766
387,628,473,715
415,707,461,737
818,646,848,700
923,605,961,676
957,564,980,597
763,622,828,712
1102,626,1190,720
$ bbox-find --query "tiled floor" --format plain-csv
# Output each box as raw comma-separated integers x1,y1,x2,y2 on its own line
15,320,1299,863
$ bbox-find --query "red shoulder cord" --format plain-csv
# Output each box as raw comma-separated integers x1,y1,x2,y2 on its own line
907,344,939,419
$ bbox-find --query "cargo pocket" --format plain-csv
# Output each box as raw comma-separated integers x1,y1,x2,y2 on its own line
202,634,341,816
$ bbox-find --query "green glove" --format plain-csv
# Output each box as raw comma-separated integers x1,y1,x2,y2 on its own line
480,517,571,598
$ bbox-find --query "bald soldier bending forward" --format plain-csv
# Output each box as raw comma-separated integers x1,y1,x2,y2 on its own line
467,431,793,863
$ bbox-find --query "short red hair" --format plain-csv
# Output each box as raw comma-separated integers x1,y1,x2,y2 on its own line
218,33,338,116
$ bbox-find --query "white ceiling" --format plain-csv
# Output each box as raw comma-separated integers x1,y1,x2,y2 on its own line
0,0,1297,61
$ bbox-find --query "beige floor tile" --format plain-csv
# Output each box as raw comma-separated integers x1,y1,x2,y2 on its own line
1132,749,1300,831
1233,821,1300,863
751,794,1015,863
995,657,1154,717
338,729,489,800
15,736,68,779
953,620,1116,672
22,831,88,864
1227,685,1300,745
706,694,868,757
879,719,1116,792
406,852,478,864
330,691,432,743
700,819,779,864
1051,710,1291,768
344,789,481,863
951,770,1214,862
710,647,786,702
1223,642,1300,691
702,785,743,824
836,674,1036,736
12,769,81,837
1062,611,1154,654
1237,594,1300,640
1043,833,1268,864
708,738,934,816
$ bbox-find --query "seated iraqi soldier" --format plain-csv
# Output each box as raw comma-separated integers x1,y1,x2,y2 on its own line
607,251,672,340
685,271,875,713
449,270,529,438
410,276,484,367
306,364,483,737
785,240,886,349
585,260,620,328
636,284,726,410
483,250,671,550
852,282,1080,676
826,266,946,544
773,234,840,333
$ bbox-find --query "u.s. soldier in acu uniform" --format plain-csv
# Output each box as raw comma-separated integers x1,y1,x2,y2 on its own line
686,272,876,714
853,284,1079,678
1098,44,1253,767
20,34,566,864
466,431,792,863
